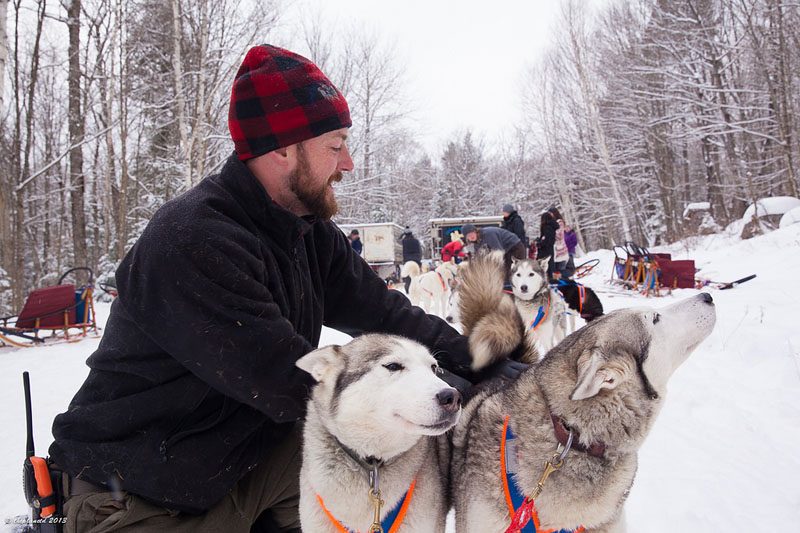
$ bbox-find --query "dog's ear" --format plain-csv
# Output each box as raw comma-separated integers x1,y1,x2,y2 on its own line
570,349,627,400
296,345,343,383
538,256,551,272
511,256,520,266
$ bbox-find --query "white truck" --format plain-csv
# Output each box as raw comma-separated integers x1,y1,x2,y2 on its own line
338,222,405,281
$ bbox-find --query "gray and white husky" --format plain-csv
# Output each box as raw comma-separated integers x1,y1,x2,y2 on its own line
510,255,570,355
452,251,716,533
296,334,462,533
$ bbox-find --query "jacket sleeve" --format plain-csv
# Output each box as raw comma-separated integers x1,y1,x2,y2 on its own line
318,225,477,379
116,211,315,424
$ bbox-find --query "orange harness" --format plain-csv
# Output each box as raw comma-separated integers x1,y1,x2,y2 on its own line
501,416,584,533
317,478,416,533
528,293,551,331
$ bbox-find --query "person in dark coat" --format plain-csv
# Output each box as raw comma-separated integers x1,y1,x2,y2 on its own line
348,228,363,255
48,45,521,533
398,227,423,292
501,203,527,247
462,223,526,273
536,207,563,281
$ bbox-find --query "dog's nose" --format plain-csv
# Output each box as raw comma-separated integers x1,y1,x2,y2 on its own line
700,292,713,304
436,388,461,411
520,285,528,292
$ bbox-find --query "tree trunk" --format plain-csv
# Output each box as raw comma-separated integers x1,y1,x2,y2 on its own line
171,0,191,191
67,0,87,271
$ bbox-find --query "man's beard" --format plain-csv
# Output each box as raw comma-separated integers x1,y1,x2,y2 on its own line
289,148,342,221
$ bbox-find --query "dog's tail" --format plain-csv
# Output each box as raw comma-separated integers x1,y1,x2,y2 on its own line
458,250,527,370
400,261,421,279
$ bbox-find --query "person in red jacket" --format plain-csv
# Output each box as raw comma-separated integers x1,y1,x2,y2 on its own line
442,238,467,263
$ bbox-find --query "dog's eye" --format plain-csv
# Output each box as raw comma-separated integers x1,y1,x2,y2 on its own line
652,313,660,325
431,364,443,375
528,272,534,276
383,363,404,372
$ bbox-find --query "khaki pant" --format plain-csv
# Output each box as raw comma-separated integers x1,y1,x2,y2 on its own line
63,424,302,533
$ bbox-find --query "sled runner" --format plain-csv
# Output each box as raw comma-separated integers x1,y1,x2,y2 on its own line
0,267,98,348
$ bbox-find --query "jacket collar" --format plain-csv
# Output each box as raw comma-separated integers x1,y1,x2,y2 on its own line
214,153,316,248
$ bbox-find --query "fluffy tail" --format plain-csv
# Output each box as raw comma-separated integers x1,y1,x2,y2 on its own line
458,250,527,370
400,261,421,279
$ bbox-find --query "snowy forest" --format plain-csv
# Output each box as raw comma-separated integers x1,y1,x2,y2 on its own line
1,0,799,315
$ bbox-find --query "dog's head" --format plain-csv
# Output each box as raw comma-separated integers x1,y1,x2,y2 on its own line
296,334,462,458
538,293,716,451
436,260,459,281
510,257,549,300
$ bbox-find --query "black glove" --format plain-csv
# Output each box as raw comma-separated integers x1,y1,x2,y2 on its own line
480,358,530,381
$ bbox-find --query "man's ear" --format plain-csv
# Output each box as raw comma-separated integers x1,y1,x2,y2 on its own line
266,145,290,166
296,345,343,383
570,349,627,400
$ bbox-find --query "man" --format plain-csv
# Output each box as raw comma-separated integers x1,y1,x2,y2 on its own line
461,223,526,261
348,228,362,255
501,203,527,247
49,45,512,533
398,227,422,291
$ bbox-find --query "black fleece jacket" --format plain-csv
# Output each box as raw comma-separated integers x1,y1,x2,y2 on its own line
49,154,473,513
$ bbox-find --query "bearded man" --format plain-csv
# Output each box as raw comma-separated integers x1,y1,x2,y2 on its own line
48,45,497,533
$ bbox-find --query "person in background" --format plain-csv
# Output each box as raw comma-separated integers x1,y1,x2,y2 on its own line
348,228,363,255
551,209,570,280
563,224,578,280
399,227,422,291
501,203,527,247
536,207,562,281
48,44,523,533
461,223,526,271
441,237,467,264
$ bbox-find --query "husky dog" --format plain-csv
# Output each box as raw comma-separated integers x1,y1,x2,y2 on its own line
408,261,459,317
510,256,570,354
553,280,605,322
452,251,716,532
296,334,462,533
400,260,422,282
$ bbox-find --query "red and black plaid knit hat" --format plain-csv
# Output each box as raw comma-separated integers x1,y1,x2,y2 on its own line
228,44,352,161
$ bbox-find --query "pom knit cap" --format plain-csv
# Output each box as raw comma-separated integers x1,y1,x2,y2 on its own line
228,44,352,161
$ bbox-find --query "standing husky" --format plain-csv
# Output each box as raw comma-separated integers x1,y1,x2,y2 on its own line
408,261,459,317
296,334,462,533
452,252,716,532
510,256,570,354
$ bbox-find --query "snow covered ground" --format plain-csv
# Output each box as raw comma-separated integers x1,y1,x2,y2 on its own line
1,223,799,532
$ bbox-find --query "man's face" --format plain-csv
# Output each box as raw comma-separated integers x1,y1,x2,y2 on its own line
289,129,353,221
466,231,478,242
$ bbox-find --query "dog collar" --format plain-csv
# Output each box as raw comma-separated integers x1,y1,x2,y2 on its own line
335,437,384,474
551,415,606,458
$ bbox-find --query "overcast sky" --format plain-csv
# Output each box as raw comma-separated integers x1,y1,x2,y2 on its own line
280,0,567,152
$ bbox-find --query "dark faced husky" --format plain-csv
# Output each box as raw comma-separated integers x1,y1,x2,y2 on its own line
509,256,570,355
296,334,462,533
452,251,716,532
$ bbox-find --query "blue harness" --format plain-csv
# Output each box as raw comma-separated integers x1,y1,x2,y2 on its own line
503,423,581,533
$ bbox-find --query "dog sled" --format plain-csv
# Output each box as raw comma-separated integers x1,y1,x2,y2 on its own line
0,267,99,348
609,242,755,296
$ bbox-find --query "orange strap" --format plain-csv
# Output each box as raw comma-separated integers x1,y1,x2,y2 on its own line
501,416,584,533
30,456,56,517
528,293,551,331
317,477,417,533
